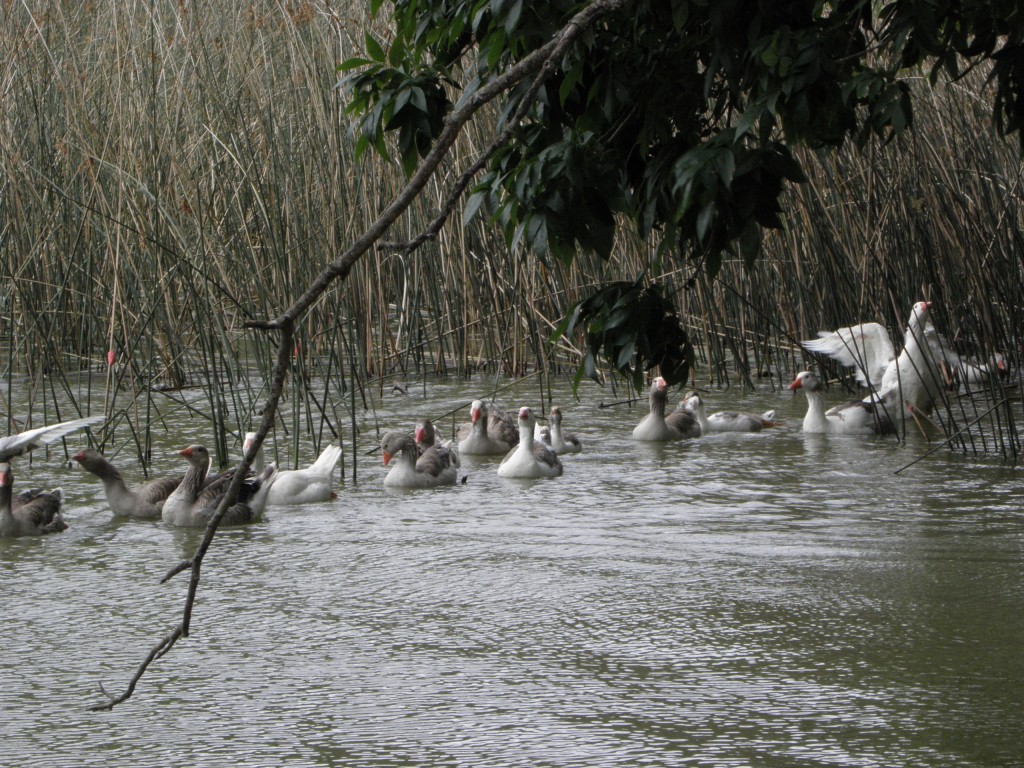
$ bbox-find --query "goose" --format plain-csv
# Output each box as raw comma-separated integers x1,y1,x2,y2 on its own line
161,444,277,527
683,392,779,433
961,353,1007,388
242,432,341,505
0,462,67,537
497,407,563,478
940,351,1008,392
632,376,701,441
541,406,582,454
0,414,103,536
801,300,942,416
73,448,182,519
0,414,104,462
456,400,519,455
415,418,460,467
788,371,896,435
875,301,943,414
381,431,458,488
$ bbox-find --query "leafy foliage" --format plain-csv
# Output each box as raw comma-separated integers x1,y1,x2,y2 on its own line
554,279,694,393
341,0,1024,389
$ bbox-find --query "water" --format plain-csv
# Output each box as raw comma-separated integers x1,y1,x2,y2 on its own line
2,377,1023,767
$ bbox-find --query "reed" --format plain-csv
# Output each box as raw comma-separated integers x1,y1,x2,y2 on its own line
1,2,1021,458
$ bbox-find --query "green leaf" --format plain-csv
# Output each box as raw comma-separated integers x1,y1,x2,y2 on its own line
558,63,582,107
739,221,761,268
409,86,427,113
354,133,371,163
616,340,636,371
387,34,406,67
338,57,374,72
583,351,599,382
364,33,385,64
503,0,523,34
696,202,715,241
715,150,735,187
734,100,763,138
462,190,487,226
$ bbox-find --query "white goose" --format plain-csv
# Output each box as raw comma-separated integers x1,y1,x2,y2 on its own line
540,406,582,454
497,407,563,478
243,432,341,505
802,300,942,417
0,462,67,537
381,431,458,488
788,371,896,435
683,392,779,433
456,400,518,455
632,376,701,441
941,351,1007,392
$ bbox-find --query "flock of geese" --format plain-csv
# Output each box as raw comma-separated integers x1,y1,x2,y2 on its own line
1,301,1008,538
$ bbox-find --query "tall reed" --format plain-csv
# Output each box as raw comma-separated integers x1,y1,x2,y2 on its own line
1,2,1021,458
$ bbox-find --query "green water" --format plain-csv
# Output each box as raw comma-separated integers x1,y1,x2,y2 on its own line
2,377,1022,767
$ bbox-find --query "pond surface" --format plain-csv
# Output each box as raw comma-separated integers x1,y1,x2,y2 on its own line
2,376,1023,767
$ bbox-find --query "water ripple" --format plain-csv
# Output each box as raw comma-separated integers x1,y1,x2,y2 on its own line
2,383,1023,766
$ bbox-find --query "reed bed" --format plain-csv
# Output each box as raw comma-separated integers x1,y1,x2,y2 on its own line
1,1,1022,462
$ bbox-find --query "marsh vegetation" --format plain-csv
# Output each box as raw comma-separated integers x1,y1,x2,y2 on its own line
2,0,1023,463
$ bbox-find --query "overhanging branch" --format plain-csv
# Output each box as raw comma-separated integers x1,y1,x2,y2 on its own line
91,0,626,711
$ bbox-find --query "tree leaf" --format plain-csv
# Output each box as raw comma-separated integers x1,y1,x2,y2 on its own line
365,33,385,64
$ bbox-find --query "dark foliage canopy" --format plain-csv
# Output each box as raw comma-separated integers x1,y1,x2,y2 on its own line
342,0,1024,389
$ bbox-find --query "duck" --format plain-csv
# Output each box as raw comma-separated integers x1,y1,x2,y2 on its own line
0,462,67,537
632,376,701,441
540,406,582,453
381,431,458,488
683,392,780,433
788,371,897,435
242,432,341,505
161,444,277,527
456,400,519,455
801,300,943,417
73,448,182,519
497,407,563,478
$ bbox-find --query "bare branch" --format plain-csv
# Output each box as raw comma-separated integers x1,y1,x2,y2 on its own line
95,0,626,710
161,560,192,584
90,626,184,712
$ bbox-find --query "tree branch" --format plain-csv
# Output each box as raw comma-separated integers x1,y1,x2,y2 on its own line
92,0,626,711
90,626,184,711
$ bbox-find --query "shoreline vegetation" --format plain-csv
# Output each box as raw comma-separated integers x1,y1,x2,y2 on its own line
2,1,1022,462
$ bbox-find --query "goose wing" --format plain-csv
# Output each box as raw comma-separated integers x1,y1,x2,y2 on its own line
801,322,894,388
0,415,104,462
